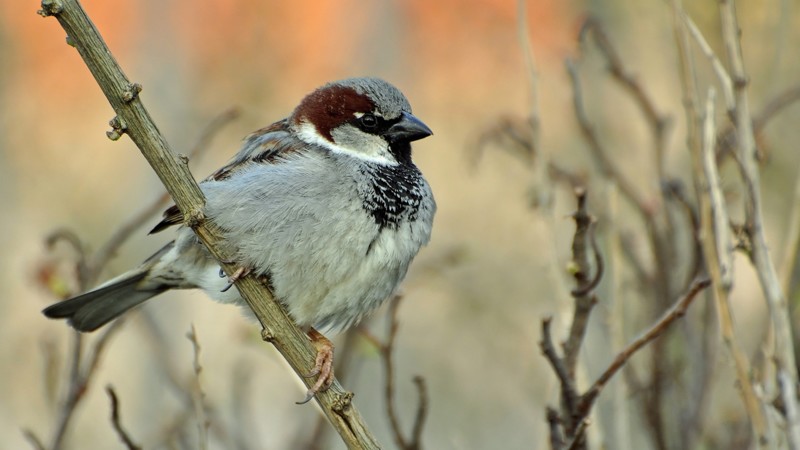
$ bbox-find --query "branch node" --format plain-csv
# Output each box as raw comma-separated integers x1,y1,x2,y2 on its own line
38,0,63,16
733,75,749,89
106,116,127,141
184,208,206,229
332,391,354,412
122,83,142,103
260,327,275,343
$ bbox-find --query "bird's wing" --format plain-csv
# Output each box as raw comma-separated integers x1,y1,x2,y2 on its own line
149,119,298,234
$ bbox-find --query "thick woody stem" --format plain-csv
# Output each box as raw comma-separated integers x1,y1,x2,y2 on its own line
38,1,379,448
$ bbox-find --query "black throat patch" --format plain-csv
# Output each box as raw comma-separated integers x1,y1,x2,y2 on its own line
359,160,425,230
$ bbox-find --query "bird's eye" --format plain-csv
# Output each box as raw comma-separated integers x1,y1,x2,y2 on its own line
359,113,378,130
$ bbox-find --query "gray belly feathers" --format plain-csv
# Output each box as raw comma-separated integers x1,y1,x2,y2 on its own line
195,150,435,332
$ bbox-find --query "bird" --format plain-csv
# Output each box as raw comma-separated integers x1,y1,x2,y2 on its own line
43,77,436,402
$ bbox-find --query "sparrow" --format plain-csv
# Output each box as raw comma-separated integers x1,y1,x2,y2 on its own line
43,77,436,402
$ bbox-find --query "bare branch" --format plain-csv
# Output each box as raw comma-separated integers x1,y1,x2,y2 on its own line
22,430,47,450
701,89,734,290
45,228,90,289
88,107,239,283
409,376,429,447
566,59,649,216
362,296,428,450
186,325,209,450
579,17,670,178
671,1,770,445
578,278,710,413
562,188,600,375
569,222,604,297
719,1,800,446
105,386,142,450
516,0,552,210
516,0,540,140
539,318,579,420
38,1,379,447
753,84,800,132
677,11,735,111
48,319,125,450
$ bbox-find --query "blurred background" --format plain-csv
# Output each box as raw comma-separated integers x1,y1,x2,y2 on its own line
3,0,800,449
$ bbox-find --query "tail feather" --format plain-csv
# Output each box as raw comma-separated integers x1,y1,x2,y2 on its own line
43,271,167,332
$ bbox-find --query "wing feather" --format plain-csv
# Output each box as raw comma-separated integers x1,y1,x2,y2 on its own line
149,119,296,234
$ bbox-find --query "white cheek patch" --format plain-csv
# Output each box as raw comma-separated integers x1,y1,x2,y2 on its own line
296,121,397,166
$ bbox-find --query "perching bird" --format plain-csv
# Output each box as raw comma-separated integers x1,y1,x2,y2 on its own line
43,77,436,401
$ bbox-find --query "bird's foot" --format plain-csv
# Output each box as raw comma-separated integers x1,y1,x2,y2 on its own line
220,266,251,292
297,328,335,404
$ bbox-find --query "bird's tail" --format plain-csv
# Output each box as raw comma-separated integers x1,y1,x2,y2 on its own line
43,269,168,332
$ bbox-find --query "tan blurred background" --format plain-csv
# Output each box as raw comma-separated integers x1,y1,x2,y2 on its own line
3,1,800,449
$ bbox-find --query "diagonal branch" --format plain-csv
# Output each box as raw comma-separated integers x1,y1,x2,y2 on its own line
37,1,379,448
87,107,240,283
565,59,649,217
579,17,670,178
577,278,710,414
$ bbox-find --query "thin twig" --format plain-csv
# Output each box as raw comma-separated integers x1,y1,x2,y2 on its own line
565,60,648,216
383,297,407,449
517,0,539,135
48,319,125,450
701,89,734,290
678,11,735,112
661,180,704,287
718,84,800,164
186,325,209,450
22,430,47,450
516,0,550,210
779,165,800,295
540,318,579,420
569,223,604,297
45,228,90,289
579,17,669,179
409,376,429,447
753,84,800,132
603,184,632,450
578,278,710,413
105,385,142,450
364,295,428,450
562,188,599,375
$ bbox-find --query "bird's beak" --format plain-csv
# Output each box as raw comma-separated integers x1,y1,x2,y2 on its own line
385,112,433,144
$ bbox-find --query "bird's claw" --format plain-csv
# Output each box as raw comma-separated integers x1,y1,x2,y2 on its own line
297,390,316,405
220,266,251,292
302,368,321,378
296,329,335,404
